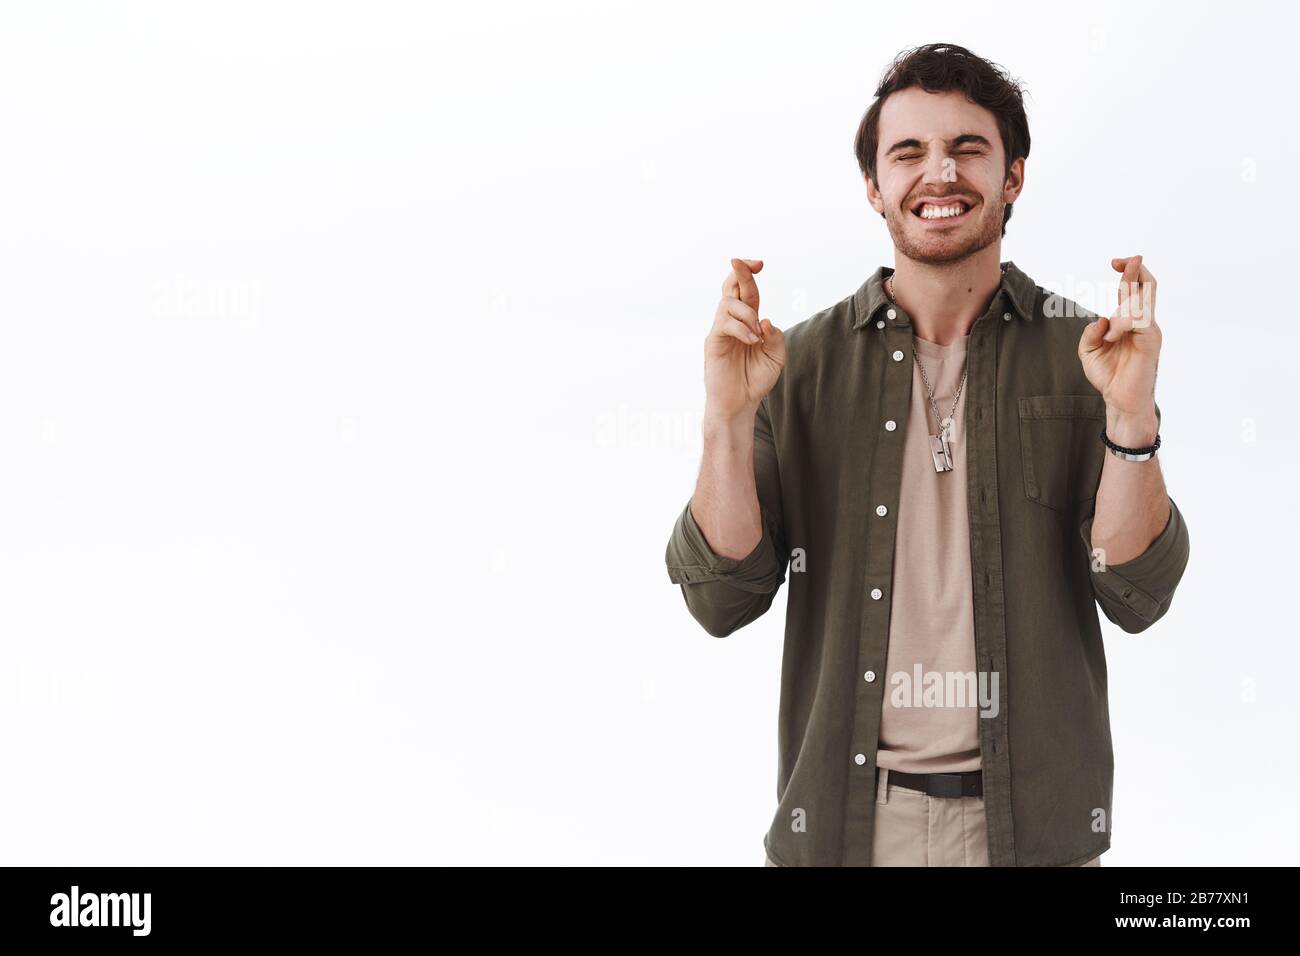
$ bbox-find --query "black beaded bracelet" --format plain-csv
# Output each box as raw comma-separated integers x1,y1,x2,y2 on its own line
1100,429,1161,460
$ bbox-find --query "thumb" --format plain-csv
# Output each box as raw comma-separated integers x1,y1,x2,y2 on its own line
1079,315,1108,354
760,318,785,353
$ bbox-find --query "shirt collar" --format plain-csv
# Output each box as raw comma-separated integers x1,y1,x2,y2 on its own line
852,260,1038,330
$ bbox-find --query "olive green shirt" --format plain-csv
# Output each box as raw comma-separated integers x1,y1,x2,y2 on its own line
664,261,1191,867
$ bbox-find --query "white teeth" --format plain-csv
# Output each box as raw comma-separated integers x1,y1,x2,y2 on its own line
919,203,966,219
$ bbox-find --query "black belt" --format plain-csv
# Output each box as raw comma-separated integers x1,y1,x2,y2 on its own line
881,767,982,799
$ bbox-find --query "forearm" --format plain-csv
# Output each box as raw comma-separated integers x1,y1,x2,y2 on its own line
690,407,762,560
1090,405,1170,566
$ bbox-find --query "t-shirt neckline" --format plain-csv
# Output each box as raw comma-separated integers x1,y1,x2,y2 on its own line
912,333,970,360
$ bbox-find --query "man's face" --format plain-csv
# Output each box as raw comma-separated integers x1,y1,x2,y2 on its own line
867,88,1024,265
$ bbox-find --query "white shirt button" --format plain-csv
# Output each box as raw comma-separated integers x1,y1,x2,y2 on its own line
885,419,897,431
892,350,904,361
864,670,877,683
870,587,883,600
887,308,897,320
854,753,867,766
1003,312,1012,321
876,319,885,329
875,505,888,517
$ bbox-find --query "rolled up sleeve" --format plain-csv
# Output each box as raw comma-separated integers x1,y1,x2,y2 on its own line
1079,494,1190,634
665,501,785,637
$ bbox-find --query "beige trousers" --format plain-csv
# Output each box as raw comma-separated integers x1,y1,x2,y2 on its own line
764,768,1103,867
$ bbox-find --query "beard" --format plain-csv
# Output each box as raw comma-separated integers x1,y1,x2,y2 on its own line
884,194,1005,265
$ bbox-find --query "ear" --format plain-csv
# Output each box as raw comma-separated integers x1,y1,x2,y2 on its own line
1002,157,1025,206
865,175,884,215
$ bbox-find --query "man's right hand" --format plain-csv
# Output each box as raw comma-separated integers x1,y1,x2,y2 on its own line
705,258,786,421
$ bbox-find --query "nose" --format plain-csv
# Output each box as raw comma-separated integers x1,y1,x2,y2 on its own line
921,147,952,186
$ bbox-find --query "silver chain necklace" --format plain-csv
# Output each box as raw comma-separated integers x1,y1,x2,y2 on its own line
885,270,986,473
914,352,966,473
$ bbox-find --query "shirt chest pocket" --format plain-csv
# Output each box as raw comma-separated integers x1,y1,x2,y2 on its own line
1017,394,1109,513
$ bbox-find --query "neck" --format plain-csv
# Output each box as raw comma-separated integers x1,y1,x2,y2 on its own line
889,245,1004,345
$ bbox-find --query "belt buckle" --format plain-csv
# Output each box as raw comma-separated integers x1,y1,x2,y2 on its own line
928,773,964,799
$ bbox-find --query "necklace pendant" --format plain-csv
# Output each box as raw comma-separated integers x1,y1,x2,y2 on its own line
929,433,954,472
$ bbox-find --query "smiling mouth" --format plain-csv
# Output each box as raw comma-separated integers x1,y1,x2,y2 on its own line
911,200,974,222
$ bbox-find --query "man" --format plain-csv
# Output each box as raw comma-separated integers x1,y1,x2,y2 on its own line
663,43,1190,867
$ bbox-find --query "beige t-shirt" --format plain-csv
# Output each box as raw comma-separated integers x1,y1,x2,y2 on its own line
875,332,982,774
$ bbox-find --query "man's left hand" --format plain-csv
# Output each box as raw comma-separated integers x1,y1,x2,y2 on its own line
1078,255,1162,446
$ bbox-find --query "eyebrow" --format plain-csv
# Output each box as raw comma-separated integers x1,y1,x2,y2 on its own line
884,133,993,156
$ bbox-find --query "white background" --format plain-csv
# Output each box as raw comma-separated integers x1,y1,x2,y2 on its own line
0,1,1295,865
